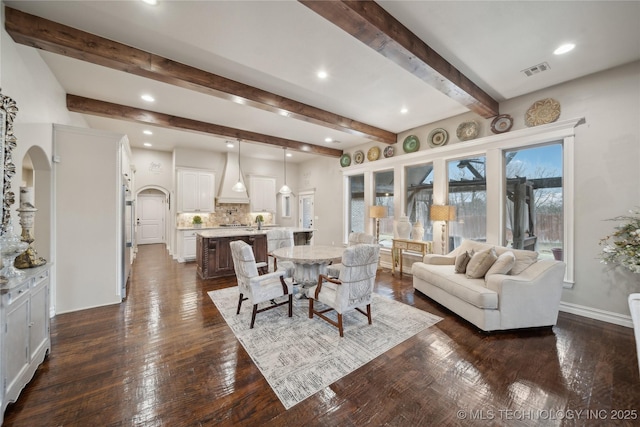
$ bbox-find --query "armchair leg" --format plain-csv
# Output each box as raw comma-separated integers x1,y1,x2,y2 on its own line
237,293,244,315
288,294,293,317
309,298,314,318
337,313,343,337
367,304,372,324
250,304,258,329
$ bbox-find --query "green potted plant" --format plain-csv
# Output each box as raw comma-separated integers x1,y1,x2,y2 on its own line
255,214,264,230
192,215,203,229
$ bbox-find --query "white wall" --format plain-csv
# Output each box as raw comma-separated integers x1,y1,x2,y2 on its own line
131,148,173,192
334,60,640,321
1,12,91,315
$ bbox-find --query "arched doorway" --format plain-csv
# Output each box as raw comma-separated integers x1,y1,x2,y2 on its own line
136,186,169,246
21,146,52,263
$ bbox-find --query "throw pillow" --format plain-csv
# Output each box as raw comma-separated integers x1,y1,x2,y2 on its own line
454,251,472,273
465,247,498,279
509,250,539,275
485,251,516,279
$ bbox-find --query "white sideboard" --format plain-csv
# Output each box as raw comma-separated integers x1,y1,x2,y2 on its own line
1,265,50,425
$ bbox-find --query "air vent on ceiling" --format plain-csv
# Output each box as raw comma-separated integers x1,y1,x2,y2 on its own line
522,62,551,77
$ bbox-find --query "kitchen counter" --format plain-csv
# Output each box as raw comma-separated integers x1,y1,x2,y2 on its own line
195,228,314,279
196,227,314,238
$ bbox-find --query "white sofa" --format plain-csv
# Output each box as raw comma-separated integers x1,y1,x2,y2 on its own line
412,239,565,332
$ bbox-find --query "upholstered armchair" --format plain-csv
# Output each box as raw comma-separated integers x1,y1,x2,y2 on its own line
230,240,293,328
308,244,380,337
326,232,376,278
266,229,295,274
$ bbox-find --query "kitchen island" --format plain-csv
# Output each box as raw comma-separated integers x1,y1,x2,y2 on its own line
196,228,314,279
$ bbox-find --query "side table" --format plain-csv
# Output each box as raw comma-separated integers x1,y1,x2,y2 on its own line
392,239,433,278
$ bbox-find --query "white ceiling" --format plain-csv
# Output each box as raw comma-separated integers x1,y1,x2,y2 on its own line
5,0,640,163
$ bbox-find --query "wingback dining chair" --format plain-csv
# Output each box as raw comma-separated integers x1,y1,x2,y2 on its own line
266,228,295,275
308,244,380,337
230,240,293,328
326,232,376,278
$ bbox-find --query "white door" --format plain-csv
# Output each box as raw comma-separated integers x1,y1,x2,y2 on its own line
137,194,165,245
299,193,314,242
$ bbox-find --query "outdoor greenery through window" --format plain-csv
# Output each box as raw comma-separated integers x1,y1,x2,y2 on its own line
374,170,394,247
406,163,434,241
504,143,563,260
348,174,364,234
447,156,487,249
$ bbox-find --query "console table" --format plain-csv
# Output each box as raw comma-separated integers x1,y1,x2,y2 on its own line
392,239,433,278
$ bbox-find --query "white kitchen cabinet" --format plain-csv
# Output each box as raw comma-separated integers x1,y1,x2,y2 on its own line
249,176,276,213
1,266,50,425
177,229,198,262
177,169,215,213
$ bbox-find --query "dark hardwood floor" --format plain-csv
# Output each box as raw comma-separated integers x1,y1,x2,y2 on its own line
4,244,639,426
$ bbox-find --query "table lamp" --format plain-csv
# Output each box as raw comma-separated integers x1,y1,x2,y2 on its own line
430,205,456,254
369,205,388,243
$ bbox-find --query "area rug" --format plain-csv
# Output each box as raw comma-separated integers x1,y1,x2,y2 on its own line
207,287,442,409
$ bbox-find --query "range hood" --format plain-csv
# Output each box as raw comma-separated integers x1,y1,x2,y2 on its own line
217,152,250,204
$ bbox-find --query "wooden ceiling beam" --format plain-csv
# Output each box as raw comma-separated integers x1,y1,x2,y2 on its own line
66,95,343,158
5,6,396,144
300,0,499,118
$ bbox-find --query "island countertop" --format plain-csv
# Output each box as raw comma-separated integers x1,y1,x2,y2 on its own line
196,227,315,238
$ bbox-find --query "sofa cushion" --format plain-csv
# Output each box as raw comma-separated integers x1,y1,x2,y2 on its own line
494,247,538,275
454,251,472,273
466,247,498,279
485,251,516,279
413,263,498,309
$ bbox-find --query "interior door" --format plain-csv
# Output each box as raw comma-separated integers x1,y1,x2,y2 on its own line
137,194,165,245
299,193,314,244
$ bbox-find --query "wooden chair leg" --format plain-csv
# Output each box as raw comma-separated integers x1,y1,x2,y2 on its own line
337,313,343,337
288,295,293,317
250,304,258,329
237,293,244,314
366,304,372,325
309,298,314,318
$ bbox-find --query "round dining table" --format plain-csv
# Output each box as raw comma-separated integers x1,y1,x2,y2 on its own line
271,245,344,295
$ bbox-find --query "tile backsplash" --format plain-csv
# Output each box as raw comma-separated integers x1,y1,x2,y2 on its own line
176,203,274,228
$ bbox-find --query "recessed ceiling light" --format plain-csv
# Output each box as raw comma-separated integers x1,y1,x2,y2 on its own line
317,70,328,79
141,0,158,5
143,142,152,147
141,94,155,102
325,137,333,143
286,152,292,157
279,110,289,117
226,141,234,148
143,130,153,135
400,107,408,114
554,43,575,55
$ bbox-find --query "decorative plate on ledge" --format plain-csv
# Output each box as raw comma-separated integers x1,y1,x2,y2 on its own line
339,153,351,167
456,120,479,141
383,145,394,158
403,135,420,153
367,146,380,161
353,150,365,164
428,128,449,147
525,98,561,127
490,114,513,134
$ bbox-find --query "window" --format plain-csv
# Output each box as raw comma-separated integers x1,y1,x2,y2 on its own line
406,163,434,241
447,156,487,249
504,144,563,259
374,170,394,247
281,194,291,218
348,174,364,233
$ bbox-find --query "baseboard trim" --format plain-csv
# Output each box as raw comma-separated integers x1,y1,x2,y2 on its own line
559,301,632,328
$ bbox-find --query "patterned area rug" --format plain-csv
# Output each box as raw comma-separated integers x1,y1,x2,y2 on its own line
208,287,442,409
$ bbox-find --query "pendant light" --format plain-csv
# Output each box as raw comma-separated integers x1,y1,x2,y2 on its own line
279,147,292,195
232,139,246,192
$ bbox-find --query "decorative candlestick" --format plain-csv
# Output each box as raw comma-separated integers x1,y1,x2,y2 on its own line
15,187,46,269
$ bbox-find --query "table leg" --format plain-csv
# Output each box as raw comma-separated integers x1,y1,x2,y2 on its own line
399,248,403,278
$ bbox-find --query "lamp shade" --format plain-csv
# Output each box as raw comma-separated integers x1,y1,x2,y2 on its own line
369,205,388,219
430,205,456,221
